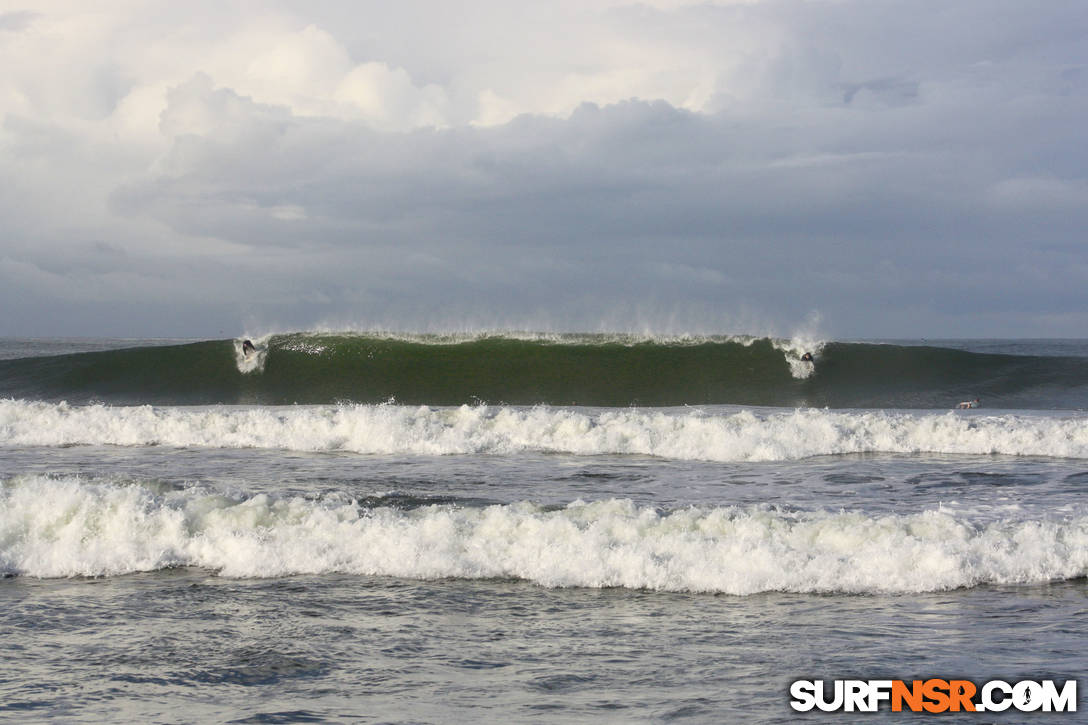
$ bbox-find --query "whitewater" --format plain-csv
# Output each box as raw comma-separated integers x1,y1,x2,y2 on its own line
4,475,1086,592
4,399,1088,460
2,335,1086,723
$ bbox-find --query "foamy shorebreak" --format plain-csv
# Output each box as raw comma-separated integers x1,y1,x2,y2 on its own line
3,399,1088,462
3,475,1086,592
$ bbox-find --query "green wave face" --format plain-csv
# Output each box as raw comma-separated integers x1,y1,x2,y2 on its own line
1,334,1085,409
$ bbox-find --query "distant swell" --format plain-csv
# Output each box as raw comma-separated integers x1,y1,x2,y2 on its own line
2,476,1085,592
1,333,1086,408
3,400,1088,461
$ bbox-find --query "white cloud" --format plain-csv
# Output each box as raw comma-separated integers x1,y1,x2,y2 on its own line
335,62,450,129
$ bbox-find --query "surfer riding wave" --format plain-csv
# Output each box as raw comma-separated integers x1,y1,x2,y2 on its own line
235,337,267,374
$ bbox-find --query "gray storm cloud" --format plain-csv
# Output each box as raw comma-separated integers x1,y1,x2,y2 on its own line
0,0,1086,337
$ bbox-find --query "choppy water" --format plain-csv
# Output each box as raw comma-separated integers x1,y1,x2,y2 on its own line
2,336,1086,722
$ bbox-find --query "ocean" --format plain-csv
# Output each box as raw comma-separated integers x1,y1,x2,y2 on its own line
1,334,1085,722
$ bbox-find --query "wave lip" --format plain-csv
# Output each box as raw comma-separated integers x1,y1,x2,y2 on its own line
5,333,1085,408
3,476,1085,593
3,400,1088,461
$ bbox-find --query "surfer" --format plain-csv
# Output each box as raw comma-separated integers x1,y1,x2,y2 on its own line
242,339,256,357
956,399,979,409
801,352,814,363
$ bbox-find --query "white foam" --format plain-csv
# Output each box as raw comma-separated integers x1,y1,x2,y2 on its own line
3,400,1088,461
3,476,1085,591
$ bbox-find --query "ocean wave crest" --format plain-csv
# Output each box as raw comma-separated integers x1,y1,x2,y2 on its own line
2,476,1085,592
8,334,1083,408
3,400,1088,461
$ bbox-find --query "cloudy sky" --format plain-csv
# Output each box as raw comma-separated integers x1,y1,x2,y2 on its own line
1,0,1086,338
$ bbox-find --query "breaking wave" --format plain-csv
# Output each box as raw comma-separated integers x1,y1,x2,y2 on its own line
3,400,1088,461
2,475,1084,592
2,332,1087,408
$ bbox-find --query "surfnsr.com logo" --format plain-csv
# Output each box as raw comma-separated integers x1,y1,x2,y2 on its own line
790,679,1078,713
